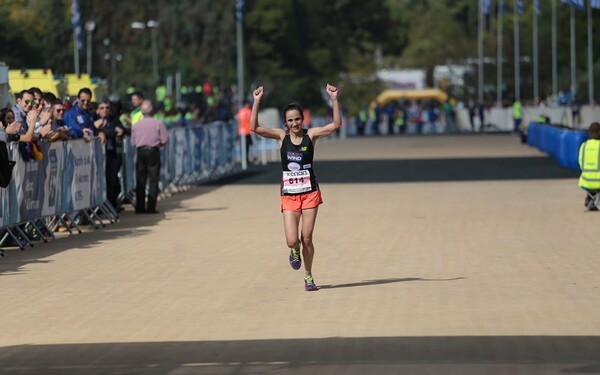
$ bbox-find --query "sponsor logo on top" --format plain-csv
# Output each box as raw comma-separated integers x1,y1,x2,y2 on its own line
287,152,302,162
287,162,301,171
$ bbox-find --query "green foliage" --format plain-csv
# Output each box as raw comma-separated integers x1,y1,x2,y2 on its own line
9,0,599,107
245,0,408,110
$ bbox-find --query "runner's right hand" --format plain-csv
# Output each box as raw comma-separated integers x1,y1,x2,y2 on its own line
253,86,263,101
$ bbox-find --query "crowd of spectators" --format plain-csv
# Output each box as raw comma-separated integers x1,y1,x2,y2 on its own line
355,100,457,136
1,80,240,205
0,86,133,210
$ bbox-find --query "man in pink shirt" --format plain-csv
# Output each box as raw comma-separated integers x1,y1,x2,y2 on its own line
131,100,169,214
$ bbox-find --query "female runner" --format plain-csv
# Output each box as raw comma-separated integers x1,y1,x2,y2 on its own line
250,84,341,291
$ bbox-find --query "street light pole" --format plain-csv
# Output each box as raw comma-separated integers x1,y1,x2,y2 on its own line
131,20,160,88
147,20,159,86
85,21,96,76
109,53,123,96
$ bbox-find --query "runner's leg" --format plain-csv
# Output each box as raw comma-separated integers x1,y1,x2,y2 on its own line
300,207,318,275
282,210,301,249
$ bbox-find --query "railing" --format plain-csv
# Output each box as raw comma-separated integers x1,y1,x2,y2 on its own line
1,120,240,257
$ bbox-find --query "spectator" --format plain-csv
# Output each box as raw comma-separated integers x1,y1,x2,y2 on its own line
125,91,145,126
385,102,396,135
13,90,34,131
427,102,440,134
0,109,19,188
356,107,367,136
467,98,476,132
443,100,455,133
63,88,95,141
0,108,22,143
27,87,52,136
394,106,406,133
95,99,129,210
477,102,486,132
513,99,522,133
48,100,70,142
237,100,253,164
12,91,46,144
131,100,169,214
29,87,44,113
572,97,581,126
578,122,600,211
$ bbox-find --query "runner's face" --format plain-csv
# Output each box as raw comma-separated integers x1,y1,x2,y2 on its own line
285,109,303,134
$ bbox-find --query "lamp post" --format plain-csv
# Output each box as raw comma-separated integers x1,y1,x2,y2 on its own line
85,21,96,76
104,52,123,96
103,38,122,96
131,20,160,86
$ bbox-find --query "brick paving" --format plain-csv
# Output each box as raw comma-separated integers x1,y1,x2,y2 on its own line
0,134,598,374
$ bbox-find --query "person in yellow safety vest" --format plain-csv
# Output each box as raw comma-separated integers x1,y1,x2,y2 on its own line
578,122,600,211
155,85,166,103
394,108,405,129
356,108,367,135
164,97,173,112
513,99,522,133
129,91,145,126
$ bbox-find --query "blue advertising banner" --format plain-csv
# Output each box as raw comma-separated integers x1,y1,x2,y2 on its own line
1,121,238,230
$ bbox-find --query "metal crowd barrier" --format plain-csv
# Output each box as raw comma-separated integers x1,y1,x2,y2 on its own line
0,120,240,257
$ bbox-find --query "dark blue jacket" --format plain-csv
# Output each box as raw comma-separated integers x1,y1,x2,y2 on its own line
63,104,94,138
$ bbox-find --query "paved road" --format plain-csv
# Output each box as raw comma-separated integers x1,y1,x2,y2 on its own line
1,134,598,374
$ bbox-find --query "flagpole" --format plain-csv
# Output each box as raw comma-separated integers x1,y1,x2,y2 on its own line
588,0,595,106
552,0,557,97
570,6,576,94
514,1,520,101
74,32,80,75
478,0,484,103
533,2,539,100
236,2,246,170
497,0,503,107
236,18,244,111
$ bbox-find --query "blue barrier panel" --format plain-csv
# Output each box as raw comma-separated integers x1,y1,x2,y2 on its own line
556,130,570,168
1,139,105,229
539,124,549,153
567,131,589,170
2,121,239,230
547,126,562,158
527,123,538,148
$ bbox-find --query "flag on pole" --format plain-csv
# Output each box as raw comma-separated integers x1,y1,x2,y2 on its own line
535,0,541,15
516,0,524,15
483,0,492,15
561,0,585,10
591,0,600,9
71,0,83,49
236,0,245,22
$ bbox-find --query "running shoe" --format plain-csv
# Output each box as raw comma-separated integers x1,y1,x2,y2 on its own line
304,275,318,291
289,246,302,270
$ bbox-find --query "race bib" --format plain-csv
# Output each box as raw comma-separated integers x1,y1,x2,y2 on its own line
282,170,311,194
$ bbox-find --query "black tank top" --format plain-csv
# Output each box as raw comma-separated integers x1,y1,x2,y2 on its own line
280,130,318,195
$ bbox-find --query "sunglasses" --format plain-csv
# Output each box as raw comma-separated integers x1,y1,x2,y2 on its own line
24,99,33,105
79,99,90,103
55,109,64,113
98,106,110,110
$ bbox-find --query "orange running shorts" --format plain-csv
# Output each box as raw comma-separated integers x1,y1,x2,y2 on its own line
280,190,323,212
